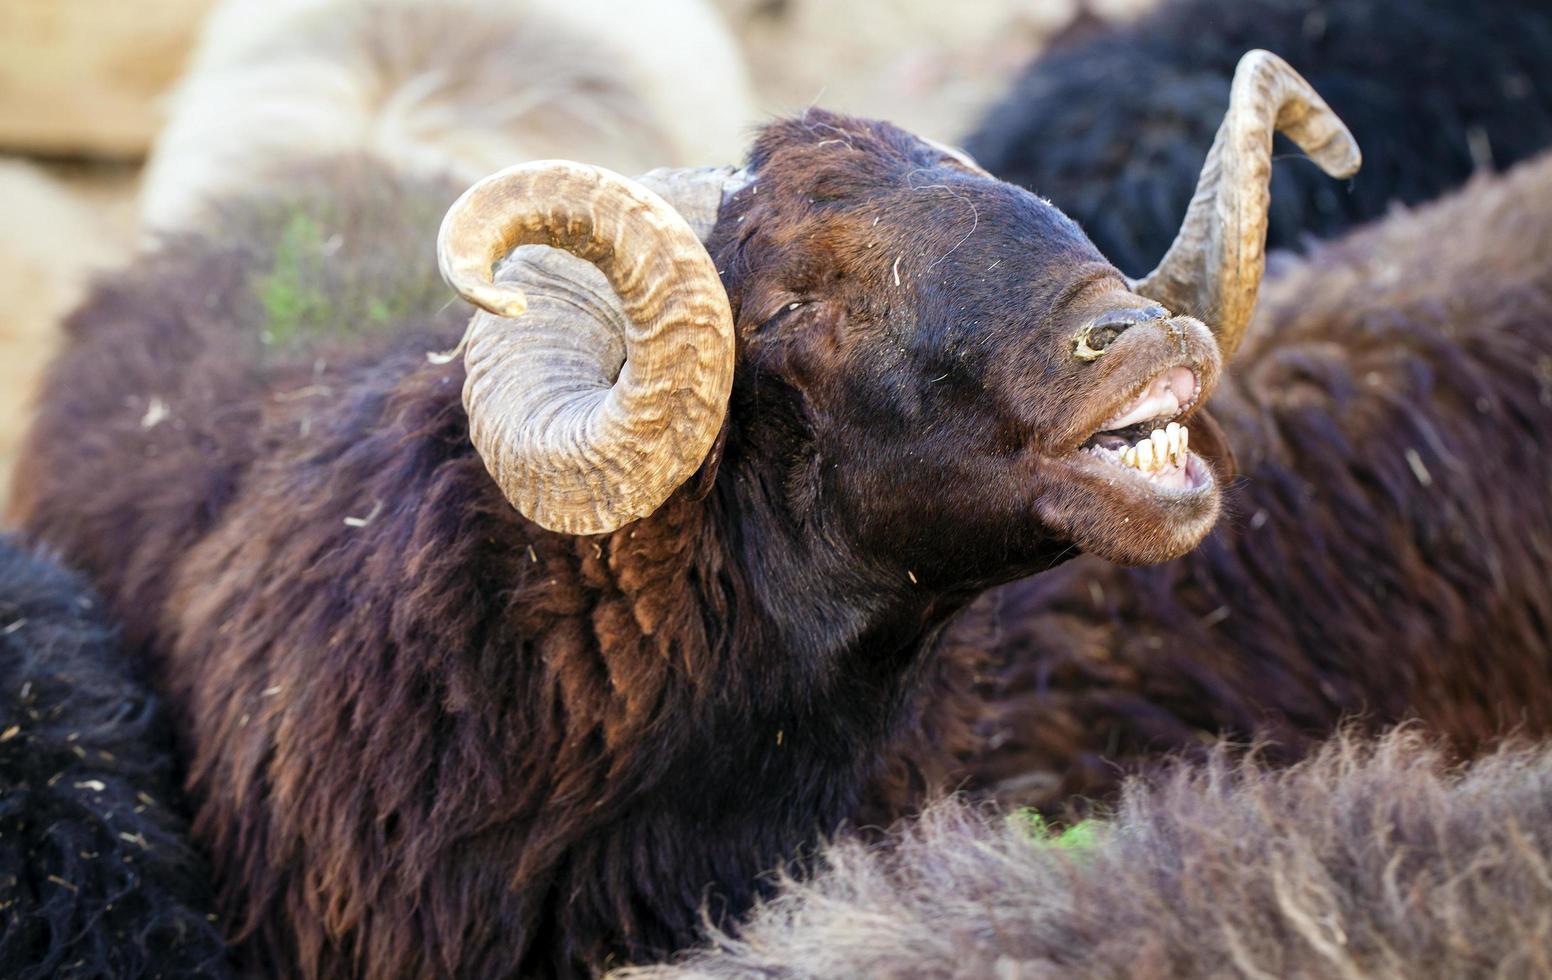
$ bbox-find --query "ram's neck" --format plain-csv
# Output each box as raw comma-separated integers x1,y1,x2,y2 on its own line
606,474,959,755
705,450,969,693
559,463,970,967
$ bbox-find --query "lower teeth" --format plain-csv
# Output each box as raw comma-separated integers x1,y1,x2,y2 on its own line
1116,423,1189,473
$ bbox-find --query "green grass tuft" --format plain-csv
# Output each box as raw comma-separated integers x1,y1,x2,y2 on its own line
248,206,455,353
1010,809,1103,854
254,211,334,347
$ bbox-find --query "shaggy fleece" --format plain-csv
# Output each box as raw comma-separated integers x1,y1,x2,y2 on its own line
967,0,1552,277
0,536,231,979
629,730,1552,979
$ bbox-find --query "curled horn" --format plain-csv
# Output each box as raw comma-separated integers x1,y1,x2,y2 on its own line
1131,50,1361,356
437,161,740,535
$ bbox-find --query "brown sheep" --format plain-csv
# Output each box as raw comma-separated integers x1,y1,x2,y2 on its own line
9,53,1353,977
624,728,1552,980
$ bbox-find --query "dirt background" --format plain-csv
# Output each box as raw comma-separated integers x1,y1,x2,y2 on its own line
0,0,1155,511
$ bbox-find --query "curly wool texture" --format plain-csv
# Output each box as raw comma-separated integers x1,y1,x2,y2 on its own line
0,537,231,979
630,730,1552,980
965,0,1552,277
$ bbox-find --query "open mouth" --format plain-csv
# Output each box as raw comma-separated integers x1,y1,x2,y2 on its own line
1078,365,1209,492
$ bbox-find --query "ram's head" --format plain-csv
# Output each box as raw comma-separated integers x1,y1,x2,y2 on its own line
436,51,1359,576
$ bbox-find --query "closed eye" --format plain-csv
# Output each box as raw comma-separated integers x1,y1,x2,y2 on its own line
756,300,810,333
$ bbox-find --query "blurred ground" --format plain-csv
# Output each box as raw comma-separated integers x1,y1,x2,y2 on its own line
0,159,139,510
0,0,1155,510
0,0,214,157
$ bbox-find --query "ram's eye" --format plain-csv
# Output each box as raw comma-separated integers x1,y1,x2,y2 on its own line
758,300,809,332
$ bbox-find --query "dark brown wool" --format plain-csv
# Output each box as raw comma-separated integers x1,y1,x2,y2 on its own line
14,113,1202,977
903,152,1552,817
627,729,1552,980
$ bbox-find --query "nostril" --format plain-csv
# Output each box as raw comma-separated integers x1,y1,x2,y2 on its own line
1089,310,1136,349
1072,306,1167,361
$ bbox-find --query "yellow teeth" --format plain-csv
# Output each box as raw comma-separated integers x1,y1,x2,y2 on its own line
1120,422,1189,472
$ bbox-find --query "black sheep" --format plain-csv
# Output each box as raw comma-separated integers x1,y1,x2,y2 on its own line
0,537,230,979
965,0,1552,277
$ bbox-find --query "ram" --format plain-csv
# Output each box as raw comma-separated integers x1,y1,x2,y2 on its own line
889,148,1552,816
0,537,231,979
627,729,1552,979
965,0,1552,276
11,40,1354,980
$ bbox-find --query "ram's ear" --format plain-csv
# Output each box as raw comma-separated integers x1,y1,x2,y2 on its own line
1189,408,1237,483
688,417,731,502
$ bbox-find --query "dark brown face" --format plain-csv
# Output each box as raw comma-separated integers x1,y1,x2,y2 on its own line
709,111,1223,584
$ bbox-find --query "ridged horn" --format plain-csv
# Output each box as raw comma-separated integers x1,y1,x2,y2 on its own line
437,161,737,535
1130,50,1361,357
